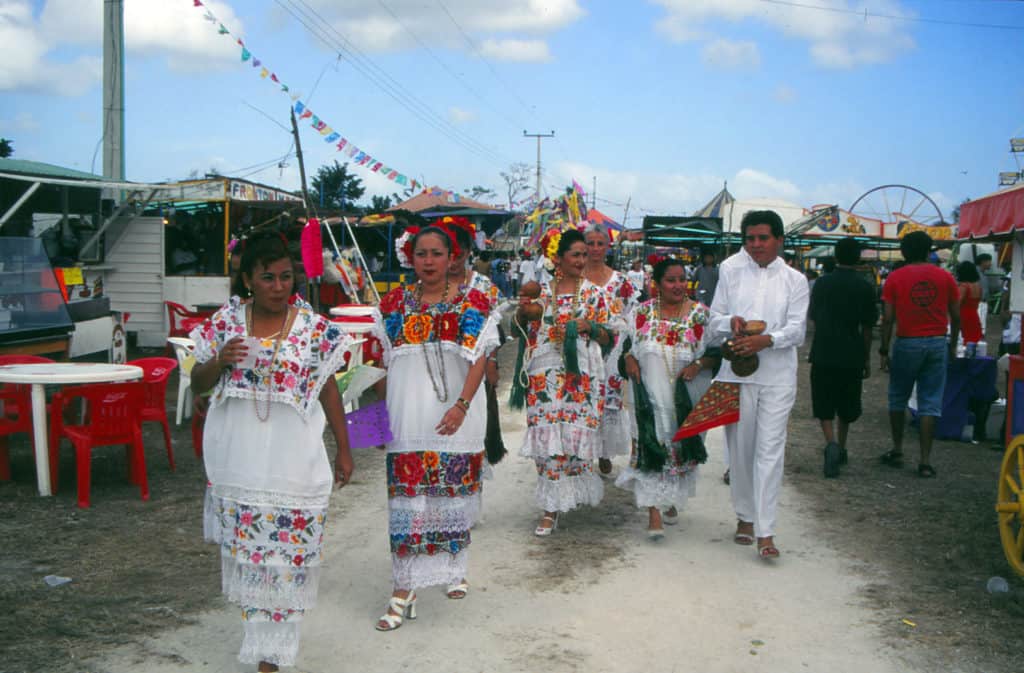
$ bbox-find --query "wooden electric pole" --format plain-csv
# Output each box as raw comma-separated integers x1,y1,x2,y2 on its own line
523,130,555,200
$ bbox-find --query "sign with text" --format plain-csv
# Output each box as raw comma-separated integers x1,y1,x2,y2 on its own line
229,181,302,203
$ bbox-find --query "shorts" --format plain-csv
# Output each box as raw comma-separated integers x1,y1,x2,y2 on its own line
810,364,863,422
887,336,948,417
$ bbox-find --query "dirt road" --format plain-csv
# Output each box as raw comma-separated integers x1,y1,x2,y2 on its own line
93,411,923,673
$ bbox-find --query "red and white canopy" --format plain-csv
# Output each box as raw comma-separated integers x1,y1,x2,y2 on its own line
958,182,1024,239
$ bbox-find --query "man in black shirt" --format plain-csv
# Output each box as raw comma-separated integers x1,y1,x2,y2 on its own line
809,238,878,478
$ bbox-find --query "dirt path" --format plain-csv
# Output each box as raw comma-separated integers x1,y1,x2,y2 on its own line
92,413,923,673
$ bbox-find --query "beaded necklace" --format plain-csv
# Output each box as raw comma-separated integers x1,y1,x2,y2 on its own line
246,305,292,422
413,278,451,403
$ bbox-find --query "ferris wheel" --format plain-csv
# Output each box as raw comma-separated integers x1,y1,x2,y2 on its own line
847,184,946,236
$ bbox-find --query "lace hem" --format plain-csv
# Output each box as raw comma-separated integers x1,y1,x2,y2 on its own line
209,484,331,511
239,620,301,667
392,548,468,590
221,553,322,612
614,466,699,509
599,408,632,459
535,472,604,512
520,424,602,462
389,494,478,535
203,485,220,544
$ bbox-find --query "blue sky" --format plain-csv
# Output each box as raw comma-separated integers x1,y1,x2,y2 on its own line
1,0,1022,227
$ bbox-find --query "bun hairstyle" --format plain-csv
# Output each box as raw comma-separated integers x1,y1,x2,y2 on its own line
412,225,456,255
236,230,293,298
652,257,686,284
556,228,585,257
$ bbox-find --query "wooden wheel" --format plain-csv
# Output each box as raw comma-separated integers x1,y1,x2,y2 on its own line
997,435,1024,576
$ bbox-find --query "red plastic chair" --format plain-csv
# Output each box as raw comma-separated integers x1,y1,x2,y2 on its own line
165,301,211,341
128,357,178,470
48,382,148,508
0,354,54,480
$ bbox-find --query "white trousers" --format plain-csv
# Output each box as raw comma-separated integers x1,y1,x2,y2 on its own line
724,382,796,539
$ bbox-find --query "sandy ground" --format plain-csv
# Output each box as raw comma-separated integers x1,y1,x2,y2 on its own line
90,404,925,673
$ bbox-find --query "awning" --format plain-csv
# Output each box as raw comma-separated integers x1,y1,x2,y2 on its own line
958,183,1024,239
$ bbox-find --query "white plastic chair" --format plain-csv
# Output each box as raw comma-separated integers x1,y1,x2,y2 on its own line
166,337,196,425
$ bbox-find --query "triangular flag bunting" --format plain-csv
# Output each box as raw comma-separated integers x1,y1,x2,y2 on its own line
336,139,348,151
203,10,215,21
218,24,228,34
325,132,340,143
236,38,244,46
252,58,261,68
193,0,203,6
294,102,305,115
270,73,279,83
260,67,269,78
241,47,251,62
290,92,301,101
300,109,312,119
281,84,289,92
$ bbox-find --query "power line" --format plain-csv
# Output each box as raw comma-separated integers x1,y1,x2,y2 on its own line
757,0,1024,30
275,0,514,170
241,100,291,133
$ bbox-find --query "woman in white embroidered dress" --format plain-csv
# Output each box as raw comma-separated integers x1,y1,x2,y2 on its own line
617,258,716,537
515,229,617,535
190,233,353,673
583,223,640,476
372,225,499,630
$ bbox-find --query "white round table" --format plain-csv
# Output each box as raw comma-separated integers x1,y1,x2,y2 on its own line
0,363,143,496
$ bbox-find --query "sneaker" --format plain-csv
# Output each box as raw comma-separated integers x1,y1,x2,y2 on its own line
824,441,841,478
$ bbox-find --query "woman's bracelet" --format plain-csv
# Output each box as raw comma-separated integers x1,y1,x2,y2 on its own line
456,397,470,412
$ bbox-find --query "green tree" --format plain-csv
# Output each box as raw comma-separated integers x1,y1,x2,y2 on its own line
0,138,13,158
465,185,496,202
310,161,365,209
952,198,970,224
368,194,393,212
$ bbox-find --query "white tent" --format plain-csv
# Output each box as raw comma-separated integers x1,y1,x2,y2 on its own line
720,197,806,234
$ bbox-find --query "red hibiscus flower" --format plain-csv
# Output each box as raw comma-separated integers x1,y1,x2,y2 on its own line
467,289,490,313
693,324,704,340
379,288,402,313
292,515,308,530
437,312,459,341
665,330,679,346
394,453,426,486
292,554,304,567
619,281,634,298
636,313,647,330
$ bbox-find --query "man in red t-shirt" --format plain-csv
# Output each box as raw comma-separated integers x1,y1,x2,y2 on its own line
878,231,960,478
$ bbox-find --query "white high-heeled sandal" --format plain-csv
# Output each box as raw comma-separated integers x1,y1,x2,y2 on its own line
662,509,679,525
446,581,469,599
534,514,558,537
375,592,417,631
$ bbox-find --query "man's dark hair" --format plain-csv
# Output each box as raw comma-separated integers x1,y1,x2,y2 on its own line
821,257,837,273
956,260,980,283
899,230,933,263
976,252,993,264
740,210,784,238
835,238,861,266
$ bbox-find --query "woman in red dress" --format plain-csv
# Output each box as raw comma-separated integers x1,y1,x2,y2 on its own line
956,261,983,346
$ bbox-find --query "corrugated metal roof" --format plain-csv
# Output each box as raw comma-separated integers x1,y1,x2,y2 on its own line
0,158,106,181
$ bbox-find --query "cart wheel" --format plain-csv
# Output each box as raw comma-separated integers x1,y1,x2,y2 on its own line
997,435,1024,576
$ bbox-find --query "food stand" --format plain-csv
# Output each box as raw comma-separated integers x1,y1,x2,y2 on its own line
957,182,1024,575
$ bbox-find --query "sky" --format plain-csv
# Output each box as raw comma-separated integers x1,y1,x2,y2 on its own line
1,0,1022,227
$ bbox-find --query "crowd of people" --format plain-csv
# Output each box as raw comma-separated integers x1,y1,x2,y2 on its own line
189,211,993,671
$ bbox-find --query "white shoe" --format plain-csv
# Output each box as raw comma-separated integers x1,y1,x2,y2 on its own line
662,510,679,525
376,592,417,631
534,514,558,537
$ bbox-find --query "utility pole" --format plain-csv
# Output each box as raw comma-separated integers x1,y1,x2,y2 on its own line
523,130,555,201
622,197,631,229
592,176,597,209
102,0,125,189
290,107,311,214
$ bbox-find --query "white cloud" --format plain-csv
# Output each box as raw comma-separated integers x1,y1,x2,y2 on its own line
479,38,551,63
733,168,801,200
0,0,244,95
0,111,42,133
651,0,916,68
447,106,477,124
293,0,582,60
701,39,759,70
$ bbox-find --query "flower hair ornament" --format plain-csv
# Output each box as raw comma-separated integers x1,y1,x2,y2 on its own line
394,224,461,268
395,226,421,268
538,228,563,263
436,215,475,241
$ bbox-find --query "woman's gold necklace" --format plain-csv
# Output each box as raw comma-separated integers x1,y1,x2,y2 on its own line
415,278,451,403
549,274,583,343
247,305,291,422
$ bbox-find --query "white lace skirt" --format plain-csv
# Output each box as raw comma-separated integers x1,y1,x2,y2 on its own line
615,464,699,509
203,398,333,667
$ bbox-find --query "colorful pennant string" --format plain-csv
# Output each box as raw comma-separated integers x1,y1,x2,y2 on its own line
188,0,432,195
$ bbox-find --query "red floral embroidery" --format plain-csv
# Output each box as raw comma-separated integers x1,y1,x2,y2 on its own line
394,453,426,486
693,323,704,340
620,280,634,298
635,312,647,330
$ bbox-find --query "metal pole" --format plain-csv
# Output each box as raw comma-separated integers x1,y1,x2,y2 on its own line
523,130,555,201
102,0,125,199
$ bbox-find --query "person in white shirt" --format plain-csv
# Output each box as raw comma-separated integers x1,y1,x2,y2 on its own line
518,253,536,288
709,210,809,561
626,259,647,298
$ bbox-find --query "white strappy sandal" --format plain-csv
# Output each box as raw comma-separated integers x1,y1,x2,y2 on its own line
534,514,558,537
446,581,469,599
375,592,417,631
